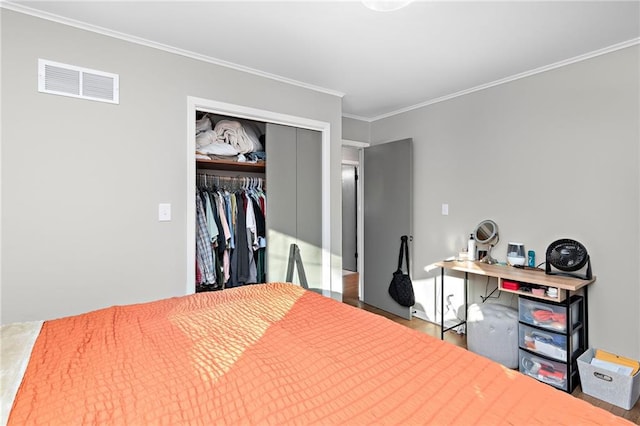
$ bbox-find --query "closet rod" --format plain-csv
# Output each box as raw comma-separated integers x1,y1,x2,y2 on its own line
197,174,265,191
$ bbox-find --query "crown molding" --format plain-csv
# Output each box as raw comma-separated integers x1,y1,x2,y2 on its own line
341,112,372,122
3,2,635,123
1,2,345,99
366,37,640,122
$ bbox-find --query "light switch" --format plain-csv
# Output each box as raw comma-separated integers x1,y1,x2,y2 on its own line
158,203,171,221
441,203,449,215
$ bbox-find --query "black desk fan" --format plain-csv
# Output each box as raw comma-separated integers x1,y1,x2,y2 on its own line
545,238,592,280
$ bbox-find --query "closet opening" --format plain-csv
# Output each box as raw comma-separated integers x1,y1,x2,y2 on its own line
195,111,267,292
186,97,333,297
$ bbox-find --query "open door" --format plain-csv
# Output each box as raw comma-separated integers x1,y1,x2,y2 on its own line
363,138,412,319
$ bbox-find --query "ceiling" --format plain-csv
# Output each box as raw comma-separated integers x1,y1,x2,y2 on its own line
7,1,640,120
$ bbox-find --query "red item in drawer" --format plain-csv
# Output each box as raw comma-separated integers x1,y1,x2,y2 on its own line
503,280,520,290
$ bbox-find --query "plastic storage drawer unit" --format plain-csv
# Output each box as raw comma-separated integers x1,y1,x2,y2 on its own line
520,349,569,391
519,323,580,362
519,296,581,332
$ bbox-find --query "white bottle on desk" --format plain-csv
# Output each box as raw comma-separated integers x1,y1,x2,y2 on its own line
468,234,476,261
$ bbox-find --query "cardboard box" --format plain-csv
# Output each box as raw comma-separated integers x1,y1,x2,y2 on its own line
577,348,640,410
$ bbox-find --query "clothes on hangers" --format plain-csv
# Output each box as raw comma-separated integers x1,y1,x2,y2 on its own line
195,174,266,291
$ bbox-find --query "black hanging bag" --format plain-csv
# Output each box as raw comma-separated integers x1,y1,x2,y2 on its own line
388,235,415,307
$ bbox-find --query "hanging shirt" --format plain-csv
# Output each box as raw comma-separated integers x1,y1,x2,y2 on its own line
224,191,235,250
208,191,226,288
244,192,258,283
251,197,266,249
245,192,259,251
215,192,232,284
204,192,219,243
195,191,216,284
230,192,250,286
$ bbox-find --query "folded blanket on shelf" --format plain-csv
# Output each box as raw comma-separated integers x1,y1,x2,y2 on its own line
214,120,263,154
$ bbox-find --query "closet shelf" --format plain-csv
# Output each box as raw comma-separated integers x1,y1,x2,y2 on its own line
196,158,265,172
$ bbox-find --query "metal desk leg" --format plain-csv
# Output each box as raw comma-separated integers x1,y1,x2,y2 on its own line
584,287,589,350
440,267,444,340
464,271,468,330
439,267,470,339
566,293,574,392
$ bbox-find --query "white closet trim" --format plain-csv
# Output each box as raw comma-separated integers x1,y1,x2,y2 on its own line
186,97,332,297
342,139,370,148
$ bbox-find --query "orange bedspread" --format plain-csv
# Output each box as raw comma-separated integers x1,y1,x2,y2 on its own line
9,283,631,425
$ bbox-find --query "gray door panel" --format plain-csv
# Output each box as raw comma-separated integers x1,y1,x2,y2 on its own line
265,124,322,289
364,139,412,319
295,128,322,290
266,123,297,283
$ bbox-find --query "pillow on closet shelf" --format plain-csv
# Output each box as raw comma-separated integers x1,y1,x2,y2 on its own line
196,115,212,135
196,129,217,149
197,141,239,156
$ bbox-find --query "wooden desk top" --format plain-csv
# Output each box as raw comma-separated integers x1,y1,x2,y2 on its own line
433,260,595,292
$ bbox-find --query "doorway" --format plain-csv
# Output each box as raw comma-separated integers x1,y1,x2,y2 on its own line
342,164,357,273
341,141,367,303
342,162,358,304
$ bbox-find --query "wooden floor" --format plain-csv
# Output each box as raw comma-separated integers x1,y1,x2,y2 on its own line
342,271,640,424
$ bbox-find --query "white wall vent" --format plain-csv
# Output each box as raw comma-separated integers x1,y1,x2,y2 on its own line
38,59,119,104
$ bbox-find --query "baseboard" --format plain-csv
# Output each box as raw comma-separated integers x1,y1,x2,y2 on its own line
412,309,434,323
413,308,466,334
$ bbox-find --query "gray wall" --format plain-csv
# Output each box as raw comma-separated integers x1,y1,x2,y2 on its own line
1,10,343,323
370,45,640,359
341,146,360,163
342,116,370,142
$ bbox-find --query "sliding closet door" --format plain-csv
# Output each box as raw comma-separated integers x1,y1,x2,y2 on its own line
363,138,413,319
266,124,297,284
295,128,322,290
265,124,322,289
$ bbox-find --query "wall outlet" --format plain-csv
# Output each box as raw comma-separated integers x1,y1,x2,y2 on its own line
441,203,449,215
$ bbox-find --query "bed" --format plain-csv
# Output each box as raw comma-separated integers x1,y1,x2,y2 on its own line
1,282,631,425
